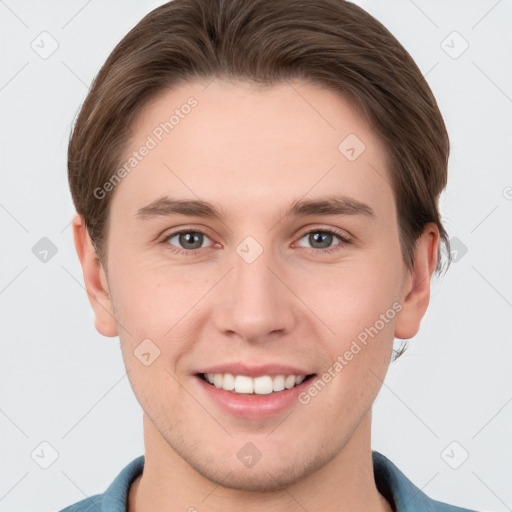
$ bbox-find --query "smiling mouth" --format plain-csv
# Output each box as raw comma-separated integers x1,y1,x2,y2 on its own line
199,372,316,395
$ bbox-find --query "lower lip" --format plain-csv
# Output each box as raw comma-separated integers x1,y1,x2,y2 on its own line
195,375,313,419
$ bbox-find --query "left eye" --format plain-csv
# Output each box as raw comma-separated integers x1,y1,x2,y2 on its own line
295,229,346,251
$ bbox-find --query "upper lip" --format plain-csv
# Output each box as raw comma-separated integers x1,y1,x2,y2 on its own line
195,363,314,378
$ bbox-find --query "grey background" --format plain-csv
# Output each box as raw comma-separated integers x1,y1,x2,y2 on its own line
0,0,511,510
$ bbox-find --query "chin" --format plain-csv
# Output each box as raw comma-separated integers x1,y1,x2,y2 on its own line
197,464,304,491
185,443,336,492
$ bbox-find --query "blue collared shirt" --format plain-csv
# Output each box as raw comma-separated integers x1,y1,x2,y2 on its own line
58,451,478,511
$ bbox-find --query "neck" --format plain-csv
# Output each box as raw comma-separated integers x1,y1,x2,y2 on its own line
129,412,393,512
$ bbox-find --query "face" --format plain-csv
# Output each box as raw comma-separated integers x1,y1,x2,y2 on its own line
78,79,432,491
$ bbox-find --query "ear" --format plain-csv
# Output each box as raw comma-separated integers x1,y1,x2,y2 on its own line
72,214,118,337
394,223,440,339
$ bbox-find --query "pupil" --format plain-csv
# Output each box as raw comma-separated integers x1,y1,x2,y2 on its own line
310,232,332,249
180,232,202,249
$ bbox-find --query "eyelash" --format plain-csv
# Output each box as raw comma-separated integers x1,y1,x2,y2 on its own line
161,227,352,256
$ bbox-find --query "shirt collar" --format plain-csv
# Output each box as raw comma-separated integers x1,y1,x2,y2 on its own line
372,450,439,511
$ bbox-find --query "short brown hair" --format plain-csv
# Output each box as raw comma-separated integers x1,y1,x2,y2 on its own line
68,0,451,273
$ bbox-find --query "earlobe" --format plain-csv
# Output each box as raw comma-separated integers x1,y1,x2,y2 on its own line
394,223,440,340
72,214,118,337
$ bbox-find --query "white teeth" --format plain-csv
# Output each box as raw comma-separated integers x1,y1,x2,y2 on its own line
202,373,308,394
273,375,285,392
284,375,296,389
213,373,223,388
223,373,235,390
234,375,253,394
253,376,273,395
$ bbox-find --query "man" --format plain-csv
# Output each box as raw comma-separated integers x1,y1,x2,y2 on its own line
60,0,478,510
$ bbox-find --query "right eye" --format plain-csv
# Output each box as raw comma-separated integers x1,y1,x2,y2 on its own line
163,229,216,255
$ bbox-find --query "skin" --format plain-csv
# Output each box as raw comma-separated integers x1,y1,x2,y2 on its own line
73,79,439,512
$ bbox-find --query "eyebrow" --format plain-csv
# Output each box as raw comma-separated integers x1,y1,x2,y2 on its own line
135,194,375,221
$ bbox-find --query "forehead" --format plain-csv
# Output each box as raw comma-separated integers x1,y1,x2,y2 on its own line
112,79,394,221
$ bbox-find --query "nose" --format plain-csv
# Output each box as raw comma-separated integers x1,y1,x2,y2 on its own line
212,239,297,344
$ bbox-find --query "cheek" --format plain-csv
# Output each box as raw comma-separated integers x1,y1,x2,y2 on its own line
294,255,403,341
108,261,217,404
300,273,399,421
108,257,207,337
